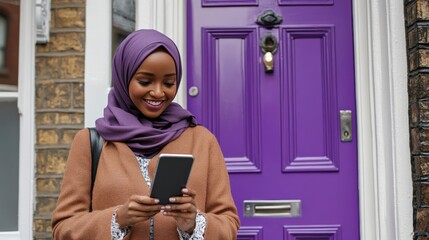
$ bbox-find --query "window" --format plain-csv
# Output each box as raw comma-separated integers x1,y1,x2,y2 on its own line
112,0,135,59
0,100,19,231
0,3,19,88
0,2,20,232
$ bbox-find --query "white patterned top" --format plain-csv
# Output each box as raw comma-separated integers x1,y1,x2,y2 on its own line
111,156,206,240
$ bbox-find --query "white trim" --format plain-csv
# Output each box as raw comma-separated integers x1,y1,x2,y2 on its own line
84,0,112,127
136,0,187,108
16,1,36,239
353,0,412,239
353,1,378,238
0,92,18,101
0,84,18,91
0,232,19,240
386,2,414,238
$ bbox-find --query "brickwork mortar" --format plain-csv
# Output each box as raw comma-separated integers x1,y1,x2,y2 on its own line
34,1,86,238
406,0,429,238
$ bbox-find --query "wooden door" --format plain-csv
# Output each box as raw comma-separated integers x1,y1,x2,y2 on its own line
187,0,359,238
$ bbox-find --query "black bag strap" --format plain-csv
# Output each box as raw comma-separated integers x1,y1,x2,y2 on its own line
88,127,103,211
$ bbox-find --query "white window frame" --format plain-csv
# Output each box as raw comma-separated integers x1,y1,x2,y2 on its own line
0,1,36,239
17,1,35,239
85,1,412,239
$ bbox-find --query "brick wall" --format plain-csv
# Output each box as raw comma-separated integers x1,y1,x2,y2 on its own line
34,0,85,239
406,0,429,239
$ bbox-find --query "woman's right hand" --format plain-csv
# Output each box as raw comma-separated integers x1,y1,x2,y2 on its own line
116,195,161,228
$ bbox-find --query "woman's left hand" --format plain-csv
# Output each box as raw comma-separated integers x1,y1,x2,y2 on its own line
161,188,197,233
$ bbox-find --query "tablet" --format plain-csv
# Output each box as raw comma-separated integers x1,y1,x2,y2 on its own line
150,154,194,205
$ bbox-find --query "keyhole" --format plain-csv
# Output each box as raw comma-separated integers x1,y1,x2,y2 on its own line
264,37,274,49
343,131,350,137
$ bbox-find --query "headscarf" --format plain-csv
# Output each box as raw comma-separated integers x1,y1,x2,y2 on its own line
95,29,197,157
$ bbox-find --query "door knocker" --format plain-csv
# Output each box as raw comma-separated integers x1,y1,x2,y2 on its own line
260,33,278,73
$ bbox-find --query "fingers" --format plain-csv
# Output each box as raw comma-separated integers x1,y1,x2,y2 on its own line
130,195,160,205
162,202,195,213
128,195,161,213
169,188,196,203
181,188,196,197
160,188,197,217
160,188,198,233
118,195,162,227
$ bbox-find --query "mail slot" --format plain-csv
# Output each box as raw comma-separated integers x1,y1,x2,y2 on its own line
244,200,301,217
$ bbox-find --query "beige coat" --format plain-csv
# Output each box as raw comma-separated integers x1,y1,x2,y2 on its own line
52,126,240,239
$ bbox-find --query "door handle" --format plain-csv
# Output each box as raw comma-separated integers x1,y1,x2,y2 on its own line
188,86,199,97
244,200,301,217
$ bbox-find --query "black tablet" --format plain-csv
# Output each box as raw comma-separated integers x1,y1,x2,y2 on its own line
150,154,194,205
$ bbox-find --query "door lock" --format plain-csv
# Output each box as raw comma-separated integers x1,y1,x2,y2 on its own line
340,110,352,142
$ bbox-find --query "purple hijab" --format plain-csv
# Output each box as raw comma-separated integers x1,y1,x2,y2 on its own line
95,29,197,157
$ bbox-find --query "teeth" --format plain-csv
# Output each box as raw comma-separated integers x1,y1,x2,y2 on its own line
146,100,162,106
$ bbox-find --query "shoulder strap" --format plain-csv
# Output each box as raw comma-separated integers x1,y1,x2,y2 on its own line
88,127,103,211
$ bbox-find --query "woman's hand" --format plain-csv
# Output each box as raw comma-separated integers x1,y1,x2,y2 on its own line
161,188,197,233
116,195,162,228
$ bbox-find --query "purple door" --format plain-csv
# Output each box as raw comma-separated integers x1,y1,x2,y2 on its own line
186,0,359,239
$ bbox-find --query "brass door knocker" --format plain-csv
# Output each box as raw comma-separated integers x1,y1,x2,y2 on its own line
260,33,278,73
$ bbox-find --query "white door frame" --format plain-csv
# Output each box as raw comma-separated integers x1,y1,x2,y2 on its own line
84,0,412,239
2,1,37,239
353,0,412,239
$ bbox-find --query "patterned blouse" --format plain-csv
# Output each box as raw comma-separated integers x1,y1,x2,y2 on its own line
111,156,207,240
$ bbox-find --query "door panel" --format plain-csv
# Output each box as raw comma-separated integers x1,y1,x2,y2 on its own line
281,26,339,172
187,0,359,239
201,28,261,172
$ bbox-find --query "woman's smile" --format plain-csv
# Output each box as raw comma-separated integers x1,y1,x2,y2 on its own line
145,99,165,109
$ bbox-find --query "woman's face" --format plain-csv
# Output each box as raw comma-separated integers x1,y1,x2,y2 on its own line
129,50,177,119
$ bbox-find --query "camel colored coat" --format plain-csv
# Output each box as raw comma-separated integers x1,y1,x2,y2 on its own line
52,126,240,239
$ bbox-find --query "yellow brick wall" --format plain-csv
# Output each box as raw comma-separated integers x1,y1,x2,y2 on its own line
34,0,85,239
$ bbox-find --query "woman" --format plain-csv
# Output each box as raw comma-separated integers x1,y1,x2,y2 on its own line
52,29,240,239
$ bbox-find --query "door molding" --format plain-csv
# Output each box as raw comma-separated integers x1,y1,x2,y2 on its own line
353,0,412,239
84,1,412,239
